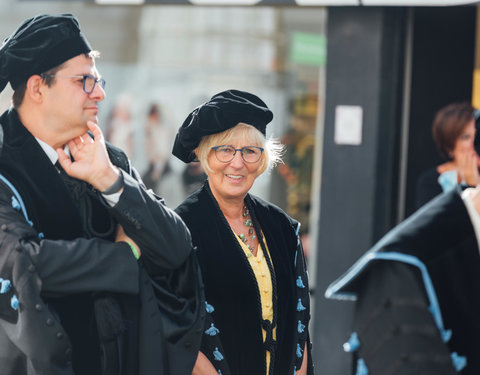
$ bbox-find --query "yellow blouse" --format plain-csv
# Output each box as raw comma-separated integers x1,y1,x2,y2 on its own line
236,235,276,375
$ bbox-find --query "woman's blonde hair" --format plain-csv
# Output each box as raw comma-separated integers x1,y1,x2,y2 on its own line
195,123,284,175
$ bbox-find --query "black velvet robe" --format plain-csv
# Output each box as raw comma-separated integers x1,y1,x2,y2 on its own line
415,166,442,209
176,182,313,375
326,188,480,375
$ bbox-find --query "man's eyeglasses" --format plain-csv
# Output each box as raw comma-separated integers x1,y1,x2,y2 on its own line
41,74,106,94
211,145,264,163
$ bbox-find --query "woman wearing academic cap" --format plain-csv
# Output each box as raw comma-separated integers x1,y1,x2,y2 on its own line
173,90,314,375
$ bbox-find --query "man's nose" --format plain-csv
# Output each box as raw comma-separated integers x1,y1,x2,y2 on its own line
90,82,106,101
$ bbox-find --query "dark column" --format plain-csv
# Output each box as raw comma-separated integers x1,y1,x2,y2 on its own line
313,7,406,374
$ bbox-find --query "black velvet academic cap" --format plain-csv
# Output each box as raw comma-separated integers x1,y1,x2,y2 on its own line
0,14,92,93
172,89,274,163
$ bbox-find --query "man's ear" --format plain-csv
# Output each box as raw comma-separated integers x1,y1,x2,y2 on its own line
25,75,45,104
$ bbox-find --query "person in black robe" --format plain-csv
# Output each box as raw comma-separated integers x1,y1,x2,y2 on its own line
326,186,480,375
172,90,314,375
0,14,203,375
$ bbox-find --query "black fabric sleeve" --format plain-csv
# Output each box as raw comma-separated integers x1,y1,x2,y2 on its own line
0,181,139,296
352,261,456,375
107,169,193,276
27,239,138,295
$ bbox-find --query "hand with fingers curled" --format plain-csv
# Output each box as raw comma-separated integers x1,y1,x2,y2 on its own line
56,121,121,192
457,149,480,187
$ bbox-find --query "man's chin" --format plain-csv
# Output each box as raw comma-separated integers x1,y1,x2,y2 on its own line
85,116,99,126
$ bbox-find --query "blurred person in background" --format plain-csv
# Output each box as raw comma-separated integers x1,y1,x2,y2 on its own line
0,13,203,375
142,103,174,192
416,102,480,209
182,161,207,197
173,90,314,375
104,95,134,158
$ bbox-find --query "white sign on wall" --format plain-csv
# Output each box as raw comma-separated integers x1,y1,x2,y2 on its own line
334,105,363,145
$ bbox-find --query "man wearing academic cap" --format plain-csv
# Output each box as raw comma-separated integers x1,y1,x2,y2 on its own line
0,14,203,375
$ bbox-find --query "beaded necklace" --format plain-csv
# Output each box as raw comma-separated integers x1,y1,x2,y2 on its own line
237,205,257,254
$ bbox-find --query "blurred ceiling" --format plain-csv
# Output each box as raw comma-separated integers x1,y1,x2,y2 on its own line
17,0,480,5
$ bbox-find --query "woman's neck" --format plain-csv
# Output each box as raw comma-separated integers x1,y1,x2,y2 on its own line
207,181,259,256
217,196,245,221
208,182,245,220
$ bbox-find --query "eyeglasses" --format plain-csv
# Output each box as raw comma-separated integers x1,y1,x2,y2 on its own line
211,145,264,163
41,74,106,94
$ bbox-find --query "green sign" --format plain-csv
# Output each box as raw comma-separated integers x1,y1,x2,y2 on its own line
290,32,327,67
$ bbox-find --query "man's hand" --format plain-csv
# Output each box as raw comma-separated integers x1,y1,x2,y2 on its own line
115,225,141,257
57,121,120,192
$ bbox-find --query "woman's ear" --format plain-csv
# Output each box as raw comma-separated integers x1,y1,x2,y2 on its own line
192,148,200,162
257,154,268,176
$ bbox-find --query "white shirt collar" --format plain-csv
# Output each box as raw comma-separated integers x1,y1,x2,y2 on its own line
35,138,70,165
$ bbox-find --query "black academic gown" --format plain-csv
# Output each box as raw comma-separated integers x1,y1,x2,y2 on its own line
415,166,442,209
326,187,480,375
0,108,204,375
175,182,313,375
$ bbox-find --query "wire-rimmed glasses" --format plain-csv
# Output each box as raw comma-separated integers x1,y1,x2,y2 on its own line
211,145,264,163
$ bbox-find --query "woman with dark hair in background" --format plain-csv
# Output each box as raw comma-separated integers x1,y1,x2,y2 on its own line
173,90,313,375
416,102,480,209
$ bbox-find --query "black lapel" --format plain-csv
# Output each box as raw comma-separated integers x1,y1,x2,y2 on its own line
0,109,84,239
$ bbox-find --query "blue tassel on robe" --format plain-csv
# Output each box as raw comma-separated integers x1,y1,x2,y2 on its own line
0,279,10,294
296,276,305,288
205,323,220,336
297,320,305,333
213,347,224,361
10,295,18,310
451,352,467,372
205,301,215,313
296,343,303,358
343,332,360,352
355,359,368,375
297,298,306,312
11,196,20,211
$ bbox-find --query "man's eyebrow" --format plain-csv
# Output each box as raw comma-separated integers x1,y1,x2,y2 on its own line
79,73,103,79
